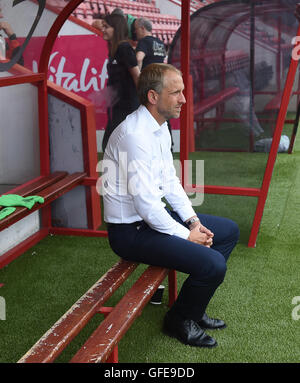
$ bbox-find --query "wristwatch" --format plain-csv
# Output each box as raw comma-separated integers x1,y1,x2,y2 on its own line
186,217,200,227
9,33,16,40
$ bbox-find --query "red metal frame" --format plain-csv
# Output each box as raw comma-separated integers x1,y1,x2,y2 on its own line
168,270,178,305
180,0,191,174
0,62,51,268
0,0,106,268
1,0,300,267
179,1,300,247
38,0,103,235
0,73,44,86
49,227,107,237
248,23,300,246
38,0,88,73
47,82,102,230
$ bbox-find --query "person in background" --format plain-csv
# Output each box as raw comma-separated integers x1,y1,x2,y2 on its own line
100,13,140,152
111,7,137,42
102,63,240,348
0,7,23,65
135,17,174,151
135,17,166,71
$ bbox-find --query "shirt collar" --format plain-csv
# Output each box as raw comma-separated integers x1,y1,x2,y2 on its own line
139,105,167,133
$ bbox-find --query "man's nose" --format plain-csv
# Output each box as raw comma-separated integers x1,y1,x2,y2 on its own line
180,91,186,104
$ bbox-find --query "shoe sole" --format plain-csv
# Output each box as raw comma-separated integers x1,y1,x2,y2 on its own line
162,327,218,348
199,323,227,330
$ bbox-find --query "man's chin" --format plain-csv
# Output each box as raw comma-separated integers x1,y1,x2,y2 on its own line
172,112,181,119
162,111,181,121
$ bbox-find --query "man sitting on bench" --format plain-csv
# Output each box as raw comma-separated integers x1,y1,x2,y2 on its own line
102,63,240,348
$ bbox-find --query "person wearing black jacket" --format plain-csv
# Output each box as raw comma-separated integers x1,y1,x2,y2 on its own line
135,18,174,151
101,14,140,152
135,17,166,71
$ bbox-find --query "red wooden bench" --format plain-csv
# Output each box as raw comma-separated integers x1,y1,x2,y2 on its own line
193,87,240,138
0,171,88,268
0,172,86,232
264,92,283,112
0,171,67,212
194,87,240,116
18,260,177,363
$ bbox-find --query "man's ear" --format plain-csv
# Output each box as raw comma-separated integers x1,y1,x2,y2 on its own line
147,89,158,105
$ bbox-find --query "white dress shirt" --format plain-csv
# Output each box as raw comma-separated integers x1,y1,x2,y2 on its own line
102,105,196,239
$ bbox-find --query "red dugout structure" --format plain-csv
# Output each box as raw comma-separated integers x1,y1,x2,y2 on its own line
0,0,105,267
169,0,300,247
1,0,300,270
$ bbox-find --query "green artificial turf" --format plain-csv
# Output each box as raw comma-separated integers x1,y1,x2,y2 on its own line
1,130,300,363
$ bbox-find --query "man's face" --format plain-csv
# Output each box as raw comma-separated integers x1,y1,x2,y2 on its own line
135,22,144,40
156,70,186,122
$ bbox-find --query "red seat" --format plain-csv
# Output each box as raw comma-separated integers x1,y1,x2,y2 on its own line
264,92,283,112
194,87,240,116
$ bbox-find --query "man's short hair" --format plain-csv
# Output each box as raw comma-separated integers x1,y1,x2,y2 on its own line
136,17,152,32
137,63,182,106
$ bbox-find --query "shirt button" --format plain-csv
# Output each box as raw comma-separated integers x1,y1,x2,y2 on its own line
159,186,163,190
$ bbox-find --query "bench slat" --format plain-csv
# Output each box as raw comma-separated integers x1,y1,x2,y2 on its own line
194,87,239,116
0,172,68,212
18,259,139,363
264,92,282,111
70,266,169,363
1,172,68,198
0,172,86,232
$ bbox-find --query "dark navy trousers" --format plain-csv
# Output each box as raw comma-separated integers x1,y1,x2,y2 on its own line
107,211,240,321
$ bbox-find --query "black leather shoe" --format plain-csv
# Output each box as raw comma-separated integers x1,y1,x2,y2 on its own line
197,312,226,330
162,312,217,348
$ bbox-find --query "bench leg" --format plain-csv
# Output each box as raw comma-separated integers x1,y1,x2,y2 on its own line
168,270,177,307
98,307,119,363
106,344,118,363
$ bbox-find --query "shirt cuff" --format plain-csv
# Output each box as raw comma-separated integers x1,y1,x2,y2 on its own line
172,222,191,240
176,205,197,224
